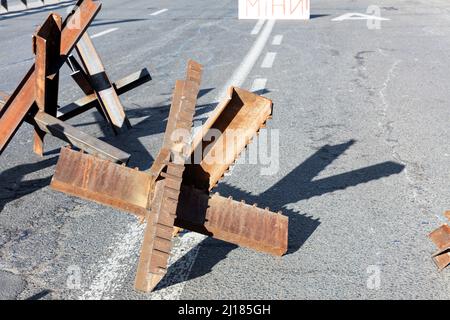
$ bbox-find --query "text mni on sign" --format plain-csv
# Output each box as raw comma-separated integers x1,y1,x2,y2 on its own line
239,0,310,20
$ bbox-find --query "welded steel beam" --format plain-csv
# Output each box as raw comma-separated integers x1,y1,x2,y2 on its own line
76,32,131,134
135,62,202,292
67,55,94,95
175,186,288,256
50,60,287,293
57,68,151,121
66,55,107,120
184,87,273,191
34,112,130,163
57,94,98,121
33,13,62,156
0,92,129,164
0,0,101,155
51,146,287,257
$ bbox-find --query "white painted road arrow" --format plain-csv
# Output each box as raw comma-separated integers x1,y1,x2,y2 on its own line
332,13,390,21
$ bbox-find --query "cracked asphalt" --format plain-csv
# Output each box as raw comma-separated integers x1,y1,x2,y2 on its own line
0,0,449,300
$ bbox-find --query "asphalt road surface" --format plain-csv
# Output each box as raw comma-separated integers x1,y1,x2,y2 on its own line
0,0,449,300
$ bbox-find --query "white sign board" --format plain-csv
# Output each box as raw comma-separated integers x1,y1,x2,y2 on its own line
239,0,310,20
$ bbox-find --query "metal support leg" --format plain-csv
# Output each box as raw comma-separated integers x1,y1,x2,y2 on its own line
76,32,131,134
33,13,62,156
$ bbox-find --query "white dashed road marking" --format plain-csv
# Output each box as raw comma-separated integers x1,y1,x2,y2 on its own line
251,78,267,92
216,19,276,102
272,35,283,45
150,8,168,16
261,52,277,68
251,19,266,35
90,28,119,39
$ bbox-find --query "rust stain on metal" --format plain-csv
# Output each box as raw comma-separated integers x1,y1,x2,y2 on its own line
50,59,289,293
135,163,185,292
0,0,149,160
0,0,100,154
184,87,273,191
1,1,295,294
176,186,288,256
135,61,201,292
76,32,131,134
51,147,149,215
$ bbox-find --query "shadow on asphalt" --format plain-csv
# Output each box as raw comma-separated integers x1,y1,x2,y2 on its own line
0,96,404,292
91,18,149,27
154,140,405,291
0,157,58,213
310,14,331,19
25,289,52,300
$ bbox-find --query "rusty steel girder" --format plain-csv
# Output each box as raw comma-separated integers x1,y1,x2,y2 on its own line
184,86,273,191
75,32,132,134
429,211,450,271
32,13,61,156
51,60,288,292
0,0,100,153
50,60,202,214
0,0,151,162
134,60,202,291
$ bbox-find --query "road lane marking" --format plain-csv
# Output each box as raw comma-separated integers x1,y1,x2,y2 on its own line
150,8,168,16
251,19,265,35
272,34,283,45
215,19,276,102
332,13,389,21
79,222,145,300
261,52,277,68
251,78,267,92
90,28,119,39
